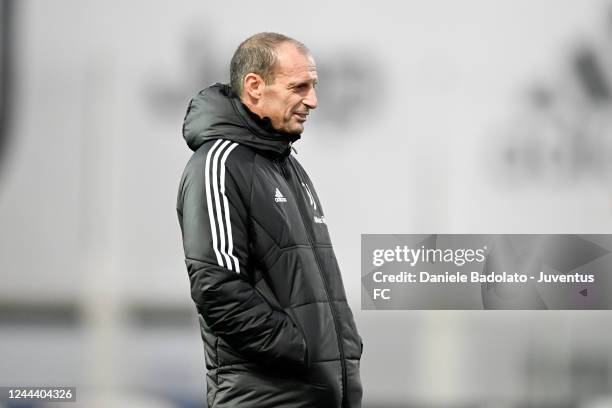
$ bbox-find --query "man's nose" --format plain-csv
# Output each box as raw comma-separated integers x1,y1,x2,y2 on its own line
303,87,317,110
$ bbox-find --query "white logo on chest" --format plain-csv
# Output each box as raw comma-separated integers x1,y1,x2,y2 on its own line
302,183,316,210
274,188,287,203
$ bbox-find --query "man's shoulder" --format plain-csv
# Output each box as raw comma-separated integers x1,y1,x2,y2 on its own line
181,139,258,195
188,139,256,170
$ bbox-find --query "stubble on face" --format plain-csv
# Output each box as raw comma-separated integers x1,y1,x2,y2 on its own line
261,43,318,135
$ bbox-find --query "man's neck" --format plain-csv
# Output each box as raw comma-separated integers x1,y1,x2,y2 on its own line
240,98,265,121
240,100,273,129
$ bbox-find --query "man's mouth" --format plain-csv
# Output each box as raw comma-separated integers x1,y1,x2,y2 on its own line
293,112,308,121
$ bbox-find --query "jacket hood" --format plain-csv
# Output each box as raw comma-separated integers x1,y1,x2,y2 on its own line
182,83,301,156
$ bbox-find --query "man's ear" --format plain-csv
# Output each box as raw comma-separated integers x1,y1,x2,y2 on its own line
243,73,264,101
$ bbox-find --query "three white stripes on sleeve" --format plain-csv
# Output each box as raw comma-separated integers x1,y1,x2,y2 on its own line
205,139,241,273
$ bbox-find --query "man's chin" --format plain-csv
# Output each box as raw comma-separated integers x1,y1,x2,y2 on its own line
284,123,304,135
273,120,304,136
290,126,304,135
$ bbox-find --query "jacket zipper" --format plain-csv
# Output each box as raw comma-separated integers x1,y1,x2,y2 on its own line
278,158,348,406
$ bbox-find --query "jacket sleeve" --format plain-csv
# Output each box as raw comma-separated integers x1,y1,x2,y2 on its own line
177,141,308,367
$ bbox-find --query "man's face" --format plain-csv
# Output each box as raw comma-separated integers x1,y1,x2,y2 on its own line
259,43,318,135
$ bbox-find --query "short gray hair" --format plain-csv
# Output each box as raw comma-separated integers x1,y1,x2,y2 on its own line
230,32,309,97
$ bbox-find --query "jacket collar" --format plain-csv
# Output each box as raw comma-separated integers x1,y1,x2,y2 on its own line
182,83,301,158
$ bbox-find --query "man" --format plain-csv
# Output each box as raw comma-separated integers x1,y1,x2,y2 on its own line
176,32,363,408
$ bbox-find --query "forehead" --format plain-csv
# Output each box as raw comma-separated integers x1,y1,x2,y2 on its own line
273,43,317,82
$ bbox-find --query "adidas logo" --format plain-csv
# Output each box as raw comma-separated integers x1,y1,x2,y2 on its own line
274,188,287,203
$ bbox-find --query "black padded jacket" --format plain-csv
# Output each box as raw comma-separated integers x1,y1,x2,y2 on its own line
176,84,363,408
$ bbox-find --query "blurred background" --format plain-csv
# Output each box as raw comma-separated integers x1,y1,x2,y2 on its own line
2,0,612,407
